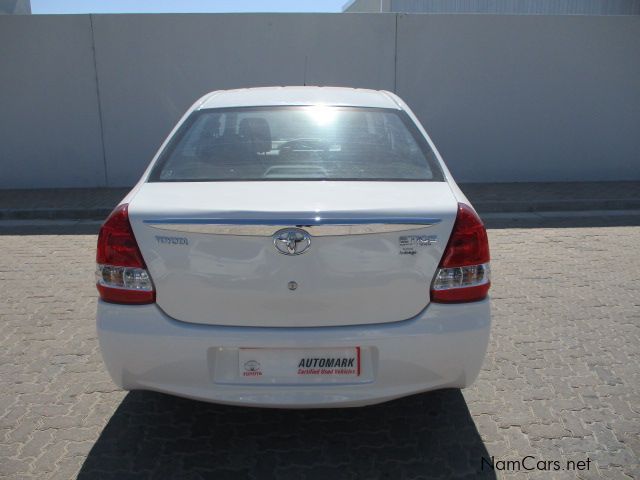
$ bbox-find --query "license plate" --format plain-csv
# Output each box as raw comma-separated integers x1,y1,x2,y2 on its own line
238,347,361,383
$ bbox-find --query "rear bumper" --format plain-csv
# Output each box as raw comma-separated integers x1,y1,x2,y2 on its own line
97,299,491,408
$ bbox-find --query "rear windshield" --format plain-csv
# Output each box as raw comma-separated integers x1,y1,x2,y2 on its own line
149,106,444,182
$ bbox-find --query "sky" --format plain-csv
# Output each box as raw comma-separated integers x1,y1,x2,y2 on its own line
30,0,348,14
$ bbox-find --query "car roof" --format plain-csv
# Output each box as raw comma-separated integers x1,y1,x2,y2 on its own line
198,86,402,110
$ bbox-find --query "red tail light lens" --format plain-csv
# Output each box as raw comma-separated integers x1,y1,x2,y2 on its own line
96,204,155,304
431,203,490,303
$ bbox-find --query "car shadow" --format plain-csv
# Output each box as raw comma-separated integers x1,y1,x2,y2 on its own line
78,389,496,479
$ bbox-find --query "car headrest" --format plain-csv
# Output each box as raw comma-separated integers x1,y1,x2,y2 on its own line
239,117,272,153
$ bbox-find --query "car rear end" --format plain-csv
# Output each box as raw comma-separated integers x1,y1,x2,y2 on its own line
95,88,491,407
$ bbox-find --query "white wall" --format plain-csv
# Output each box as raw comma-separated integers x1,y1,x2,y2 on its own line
396,14,640,182
91,14,396,186
0,15,106,188
1,13,639,188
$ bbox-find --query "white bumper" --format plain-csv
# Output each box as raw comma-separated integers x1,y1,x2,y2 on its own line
97,299,491,408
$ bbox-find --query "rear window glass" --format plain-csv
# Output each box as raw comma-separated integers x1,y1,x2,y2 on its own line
149,106,444,182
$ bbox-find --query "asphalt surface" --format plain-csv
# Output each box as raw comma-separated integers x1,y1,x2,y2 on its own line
0,222,639,479
2,182,640,220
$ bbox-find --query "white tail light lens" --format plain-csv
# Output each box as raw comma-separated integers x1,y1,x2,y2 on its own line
432,263,490,295
96,265,153,291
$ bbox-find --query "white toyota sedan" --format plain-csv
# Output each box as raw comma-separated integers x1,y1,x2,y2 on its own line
96,86,491,408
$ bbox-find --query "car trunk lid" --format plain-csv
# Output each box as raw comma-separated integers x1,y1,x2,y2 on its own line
128,181,457,327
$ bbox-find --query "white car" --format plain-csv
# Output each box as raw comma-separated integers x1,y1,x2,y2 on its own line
96,86,491,408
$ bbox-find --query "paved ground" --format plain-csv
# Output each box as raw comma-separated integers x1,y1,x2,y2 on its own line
0,224,639,479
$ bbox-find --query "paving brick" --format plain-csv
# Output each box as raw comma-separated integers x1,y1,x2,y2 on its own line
0,226,639,479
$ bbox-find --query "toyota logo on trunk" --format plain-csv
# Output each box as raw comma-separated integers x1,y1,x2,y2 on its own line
273,228,311,255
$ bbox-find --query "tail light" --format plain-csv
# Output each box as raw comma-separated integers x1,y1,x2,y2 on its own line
431,203,490,303
96,204,155,304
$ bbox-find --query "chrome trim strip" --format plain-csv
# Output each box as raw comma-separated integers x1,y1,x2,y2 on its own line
144,216,441,237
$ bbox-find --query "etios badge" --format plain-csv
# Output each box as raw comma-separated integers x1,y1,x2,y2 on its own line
273,228,311,255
